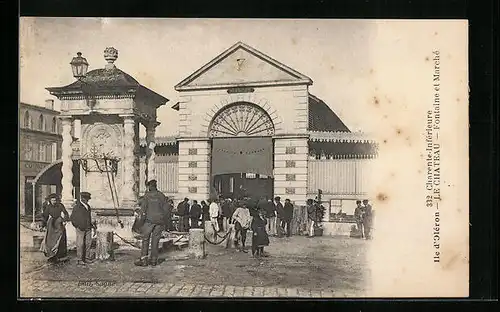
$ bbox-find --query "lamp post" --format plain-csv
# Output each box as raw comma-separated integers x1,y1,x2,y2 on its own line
70,52,96,111
70,52,89,79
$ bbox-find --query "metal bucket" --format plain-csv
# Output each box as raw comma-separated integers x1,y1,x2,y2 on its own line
33,236,44,249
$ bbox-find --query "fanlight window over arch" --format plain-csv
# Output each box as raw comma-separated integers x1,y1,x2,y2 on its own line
208,102,275,137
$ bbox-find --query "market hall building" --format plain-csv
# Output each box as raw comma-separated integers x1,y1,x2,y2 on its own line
141,42,378,219
38,42,377,234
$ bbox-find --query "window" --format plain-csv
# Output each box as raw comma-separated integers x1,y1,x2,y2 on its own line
229,177,234,193
39,143,46,162
24,112,32,129
32,142,39,161
24,139,33,160
245,173,256,179
329,199,343,221
51,117,57,133
45,143,52,162
51,143,57,162
216,180,222,193
39,114,45,131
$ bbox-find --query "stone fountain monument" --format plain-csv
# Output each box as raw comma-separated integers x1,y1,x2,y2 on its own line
46,48,168,231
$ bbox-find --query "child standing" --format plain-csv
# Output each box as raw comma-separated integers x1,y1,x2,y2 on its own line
250,207,270,258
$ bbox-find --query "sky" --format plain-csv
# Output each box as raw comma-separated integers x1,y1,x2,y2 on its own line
20,18,378,136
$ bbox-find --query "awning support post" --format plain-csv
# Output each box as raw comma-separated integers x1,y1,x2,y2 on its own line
31,182,36,226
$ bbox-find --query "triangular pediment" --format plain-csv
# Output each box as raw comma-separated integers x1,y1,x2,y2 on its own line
175,42,312,91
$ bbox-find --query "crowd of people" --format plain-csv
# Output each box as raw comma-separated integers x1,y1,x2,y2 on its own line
171,194,296,258
35,180,373,268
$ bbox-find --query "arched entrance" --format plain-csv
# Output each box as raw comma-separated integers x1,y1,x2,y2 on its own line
27,160,80,218
209,102,274,201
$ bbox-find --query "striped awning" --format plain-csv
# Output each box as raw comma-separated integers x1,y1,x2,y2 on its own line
309,131,376,143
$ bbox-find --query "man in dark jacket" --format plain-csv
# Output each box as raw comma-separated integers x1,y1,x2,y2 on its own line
70,192,96,265
274,197,285,237
135,180,169,267
354,200,364,238
176,198,190,232
165,198,174,231
282,199,294,237
264,198,277,236
306,199,317,237
362,199,373,239
221,198,233,232
189,200,202,229
201,200,210,223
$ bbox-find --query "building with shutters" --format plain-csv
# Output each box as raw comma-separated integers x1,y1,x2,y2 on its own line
19,101,67,217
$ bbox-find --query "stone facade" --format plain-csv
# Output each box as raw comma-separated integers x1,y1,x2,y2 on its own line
273,137,308,205
19,102,64,216
46,48,168,211
174,42,313,206
177,139,211,202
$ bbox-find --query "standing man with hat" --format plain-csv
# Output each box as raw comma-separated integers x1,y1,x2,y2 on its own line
135,180,169,267
70,192,97,265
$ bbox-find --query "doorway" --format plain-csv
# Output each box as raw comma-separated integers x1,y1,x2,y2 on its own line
213,173,273,200
24,176,35,216
211,136,274,202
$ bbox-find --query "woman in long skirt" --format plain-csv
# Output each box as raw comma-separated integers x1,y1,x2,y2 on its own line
40,194,70,264
250,207,269,258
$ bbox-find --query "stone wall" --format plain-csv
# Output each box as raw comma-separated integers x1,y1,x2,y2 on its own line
273,137,309,206
176,85,308,138
177,140,211,202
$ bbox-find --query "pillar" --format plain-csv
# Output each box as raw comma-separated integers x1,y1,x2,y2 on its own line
120,115,138,208
60,117,74,207
145,121,159,183
177,139,210,203
273,136,309,206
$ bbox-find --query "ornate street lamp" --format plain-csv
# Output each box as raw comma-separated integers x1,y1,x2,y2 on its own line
70,52,89,79
69,52,96,111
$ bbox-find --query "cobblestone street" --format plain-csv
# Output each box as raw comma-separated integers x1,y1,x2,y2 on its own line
23,280,359,298
20,225,370,298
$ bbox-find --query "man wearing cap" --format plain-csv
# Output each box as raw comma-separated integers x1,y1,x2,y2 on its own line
208,198,220,239
189,200,202,229
264,198,277,236
306,199,316,237
70,192,97,265
135,180,169,266
282,199,294,237
231,200,252,252
362,199,373,239
176,198,190,232
354,200,364,238
274,197,285,237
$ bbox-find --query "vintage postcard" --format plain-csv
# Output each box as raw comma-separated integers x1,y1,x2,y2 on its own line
18,18,469,298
